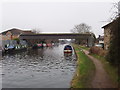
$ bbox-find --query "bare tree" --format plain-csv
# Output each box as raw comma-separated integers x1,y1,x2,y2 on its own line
70,23,91,34
32,28,41,34
109,2,119,22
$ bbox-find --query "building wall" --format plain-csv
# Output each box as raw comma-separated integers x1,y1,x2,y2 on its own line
1,31,19,40
104,27,111,50
2,35,19,40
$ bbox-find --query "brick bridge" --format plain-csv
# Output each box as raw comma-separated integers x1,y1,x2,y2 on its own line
19,33,96,47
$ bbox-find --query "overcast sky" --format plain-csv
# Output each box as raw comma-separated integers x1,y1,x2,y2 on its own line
1,0,119,37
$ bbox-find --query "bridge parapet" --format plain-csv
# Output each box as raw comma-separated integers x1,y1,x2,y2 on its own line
20,33,92,39
19,33,95,47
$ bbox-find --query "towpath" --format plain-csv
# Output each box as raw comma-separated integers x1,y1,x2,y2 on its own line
83,50,117,88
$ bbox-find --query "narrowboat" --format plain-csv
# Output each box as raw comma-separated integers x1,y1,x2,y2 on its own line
64,45,72,53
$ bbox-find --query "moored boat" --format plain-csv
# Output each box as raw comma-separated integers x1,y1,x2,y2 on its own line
64,45,73,53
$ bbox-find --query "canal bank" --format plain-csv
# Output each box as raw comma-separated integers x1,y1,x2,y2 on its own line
71,44,95,88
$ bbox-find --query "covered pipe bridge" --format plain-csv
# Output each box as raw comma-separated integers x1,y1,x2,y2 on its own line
19,33,96,47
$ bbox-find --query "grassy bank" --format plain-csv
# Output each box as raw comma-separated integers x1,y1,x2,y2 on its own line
71,44,95,88
79,45,90,51
79,45,118,85
91,54,118,85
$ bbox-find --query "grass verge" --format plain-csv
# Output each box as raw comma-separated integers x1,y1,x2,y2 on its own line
79,45,90,51
71,44,95,88
91,54,118,85
79,45,118,85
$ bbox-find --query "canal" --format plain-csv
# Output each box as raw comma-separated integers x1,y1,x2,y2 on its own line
1,44,77,88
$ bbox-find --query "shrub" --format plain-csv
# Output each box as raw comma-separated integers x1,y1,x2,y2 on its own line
89,46,106,57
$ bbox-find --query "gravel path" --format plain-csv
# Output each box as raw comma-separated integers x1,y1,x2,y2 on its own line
83,50,117,88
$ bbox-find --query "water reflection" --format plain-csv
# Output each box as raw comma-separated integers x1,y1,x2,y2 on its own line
64,53,73,60
27,48,44,58
2,44,76,88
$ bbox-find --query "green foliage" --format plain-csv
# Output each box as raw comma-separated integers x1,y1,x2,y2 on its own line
13,38,20,44
79,45,90,50
71,44,95,88
13,38,19,41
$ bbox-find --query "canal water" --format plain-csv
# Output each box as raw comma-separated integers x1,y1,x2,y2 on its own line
1,44,76,88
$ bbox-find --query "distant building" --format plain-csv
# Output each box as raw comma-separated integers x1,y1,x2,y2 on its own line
96,35,104,44
95,35,104,48
1,28,34,40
